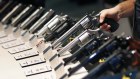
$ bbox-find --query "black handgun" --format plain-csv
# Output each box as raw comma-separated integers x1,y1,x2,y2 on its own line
63,38,102,66
83,49,135,79
68,36,129,76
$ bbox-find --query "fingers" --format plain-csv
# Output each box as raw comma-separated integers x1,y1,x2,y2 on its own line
99,10,111,32
100,23,111,32
99,8,119,23
99,10,108,23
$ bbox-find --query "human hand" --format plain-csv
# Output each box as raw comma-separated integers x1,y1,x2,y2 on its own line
99,7,121,31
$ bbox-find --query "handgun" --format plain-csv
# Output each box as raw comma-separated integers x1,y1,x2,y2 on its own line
20,9,55,37
19,7,44,30
52,15,93,48
63,38,102,66
28,14,70,41
11,5,35,27
44,17,75,42
83,50,135,79
58,30,95,55
68,36,129,76
52,13,119,48
0,0,13,13
28,9,55,34
58,27,114,56
0,0,18,21
1,3,25,24
37,15,69,37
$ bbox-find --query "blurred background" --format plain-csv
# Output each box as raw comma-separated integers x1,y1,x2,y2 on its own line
45,0,118,19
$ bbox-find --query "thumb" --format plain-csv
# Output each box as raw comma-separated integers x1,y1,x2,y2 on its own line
99,12,107,23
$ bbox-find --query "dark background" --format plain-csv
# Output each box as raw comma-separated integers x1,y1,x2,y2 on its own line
1,0,120,19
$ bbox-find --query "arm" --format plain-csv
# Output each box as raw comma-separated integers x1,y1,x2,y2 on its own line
100,0,135,23
100,0,140,52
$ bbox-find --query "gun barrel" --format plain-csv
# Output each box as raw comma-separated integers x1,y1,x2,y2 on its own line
29,9,54,34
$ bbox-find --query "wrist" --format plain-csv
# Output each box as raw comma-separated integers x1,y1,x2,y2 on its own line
113,5,122,19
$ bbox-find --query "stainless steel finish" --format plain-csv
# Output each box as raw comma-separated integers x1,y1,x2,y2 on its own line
20,7,44,29
52,15,92,48
1,4,22,23
11,5,33,26
29,9,54,33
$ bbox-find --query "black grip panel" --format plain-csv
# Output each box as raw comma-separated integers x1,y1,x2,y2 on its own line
100,18,119,32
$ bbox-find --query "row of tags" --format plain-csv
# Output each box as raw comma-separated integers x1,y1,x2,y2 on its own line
0,0,86,79
0,29,55,79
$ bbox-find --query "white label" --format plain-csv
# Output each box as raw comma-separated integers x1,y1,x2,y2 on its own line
2,39,25,49
27,72,56,79
24,64,52,76
0,31,7,38
0,35,16,44
8,45,32,54
14,50,39,60
19,57,46,67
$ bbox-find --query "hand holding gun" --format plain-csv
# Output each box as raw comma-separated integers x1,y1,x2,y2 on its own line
52,13,119,49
